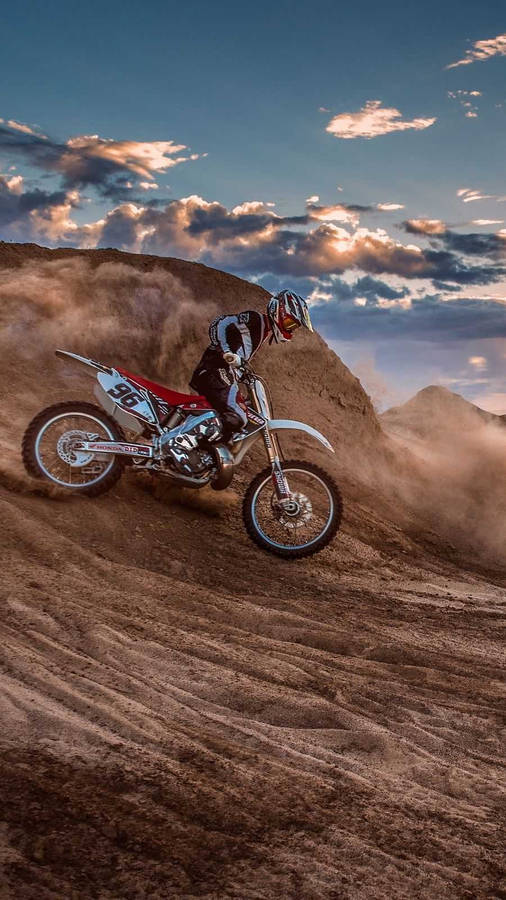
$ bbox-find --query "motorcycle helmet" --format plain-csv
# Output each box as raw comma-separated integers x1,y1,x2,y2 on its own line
267,290,314,343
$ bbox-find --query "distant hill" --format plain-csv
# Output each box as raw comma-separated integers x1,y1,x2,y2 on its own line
381,385,506,439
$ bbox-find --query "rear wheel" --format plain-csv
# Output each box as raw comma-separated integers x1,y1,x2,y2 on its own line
22,402,125,496
242,460,342,558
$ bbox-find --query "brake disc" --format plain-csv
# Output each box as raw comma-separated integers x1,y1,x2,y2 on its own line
272,492,313,530
56,430,97,467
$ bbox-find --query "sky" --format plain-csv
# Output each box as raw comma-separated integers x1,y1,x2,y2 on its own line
1,0,505,411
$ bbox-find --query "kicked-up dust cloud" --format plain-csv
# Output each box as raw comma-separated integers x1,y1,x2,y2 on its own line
380,387,506,564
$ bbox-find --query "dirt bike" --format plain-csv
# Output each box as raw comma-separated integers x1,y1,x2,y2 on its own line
22,350,343,558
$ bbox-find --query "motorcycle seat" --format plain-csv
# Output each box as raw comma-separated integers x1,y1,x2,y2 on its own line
117,368,212,409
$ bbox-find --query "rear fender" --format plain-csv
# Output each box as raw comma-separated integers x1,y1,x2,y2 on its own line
55,349,113,376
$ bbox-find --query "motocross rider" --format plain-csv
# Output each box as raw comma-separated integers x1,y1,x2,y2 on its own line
190,290,314,441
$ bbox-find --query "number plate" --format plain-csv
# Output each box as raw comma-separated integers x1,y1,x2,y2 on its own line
97,371,157,423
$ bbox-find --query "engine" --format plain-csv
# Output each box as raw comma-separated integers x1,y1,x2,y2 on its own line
159,411,222,476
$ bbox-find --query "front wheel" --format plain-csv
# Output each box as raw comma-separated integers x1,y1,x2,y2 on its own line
22,401,125,496
242,460,342,558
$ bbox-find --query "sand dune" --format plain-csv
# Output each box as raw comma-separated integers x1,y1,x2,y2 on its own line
0,243,504,898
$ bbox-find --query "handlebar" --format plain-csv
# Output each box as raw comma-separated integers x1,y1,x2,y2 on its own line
233,358,255,382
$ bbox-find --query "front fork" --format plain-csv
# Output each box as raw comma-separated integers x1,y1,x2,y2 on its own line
245,374,291,503
261,426,291,502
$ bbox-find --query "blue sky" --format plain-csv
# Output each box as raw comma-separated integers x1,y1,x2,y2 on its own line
1,0,505,410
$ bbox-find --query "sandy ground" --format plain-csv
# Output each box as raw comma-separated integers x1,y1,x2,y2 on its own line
0,465,504,899
0,244,505,898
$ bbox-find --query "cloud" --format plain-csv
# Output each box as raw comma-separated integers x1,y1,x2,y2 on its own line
457,188,506,205
376,202,405,211
2,175,505,289
446,32,506,69
0,172,23,195
0,172,80,241
404,218,447,235
311,287,506,342
0,118,47,138
232,200,275,214
468,355,487,370
64,135,200,179
326,100,436,139
28,194,504,286
28,190,81,242
305,200,361,227
457,188,496,203
402,219,506,260
447,90,482,118
436,229,506,259
0,119,203,199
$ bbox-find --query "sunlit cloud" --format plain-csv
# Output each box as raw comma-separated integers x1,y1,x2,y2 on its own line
404,218,447,235
0,172,81,242
447,89,482,118
63,135,203,178
468,355,488,372
28,189,81,242
0,118,47,138
402,219,506,261
311,287,506,343
326,100,436,139
306,200,360,227
2,175,505,289
232,200,275,215
446,32,506,69
376,202,405,211
457,188,495,203
0,118,204,200
1,173,23,194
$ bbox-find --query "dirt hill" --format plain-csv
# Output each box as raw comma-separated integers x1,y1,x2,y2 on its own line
0,240,379,460
382,385,506,439
0,243,505,899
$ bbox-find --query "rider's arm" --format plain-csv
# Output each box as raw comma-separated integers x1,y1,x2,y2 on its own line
209,315,236,354
209,310,265,361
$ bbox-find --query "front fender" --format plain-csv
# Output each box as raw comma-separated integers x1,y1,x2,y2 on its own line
267,419,335,453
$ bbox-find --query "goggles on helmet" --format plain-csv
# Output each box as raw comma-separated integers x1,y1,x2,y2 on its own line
282,314,300,333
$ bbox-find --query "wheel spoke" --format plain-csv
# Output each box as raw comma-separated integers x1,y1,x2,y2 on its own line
250,466,335,552
35,413,115,488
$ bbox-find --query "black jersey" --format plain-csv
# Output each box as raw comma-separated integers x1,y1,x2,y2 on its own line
190,310,269,394
208,310,268,361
